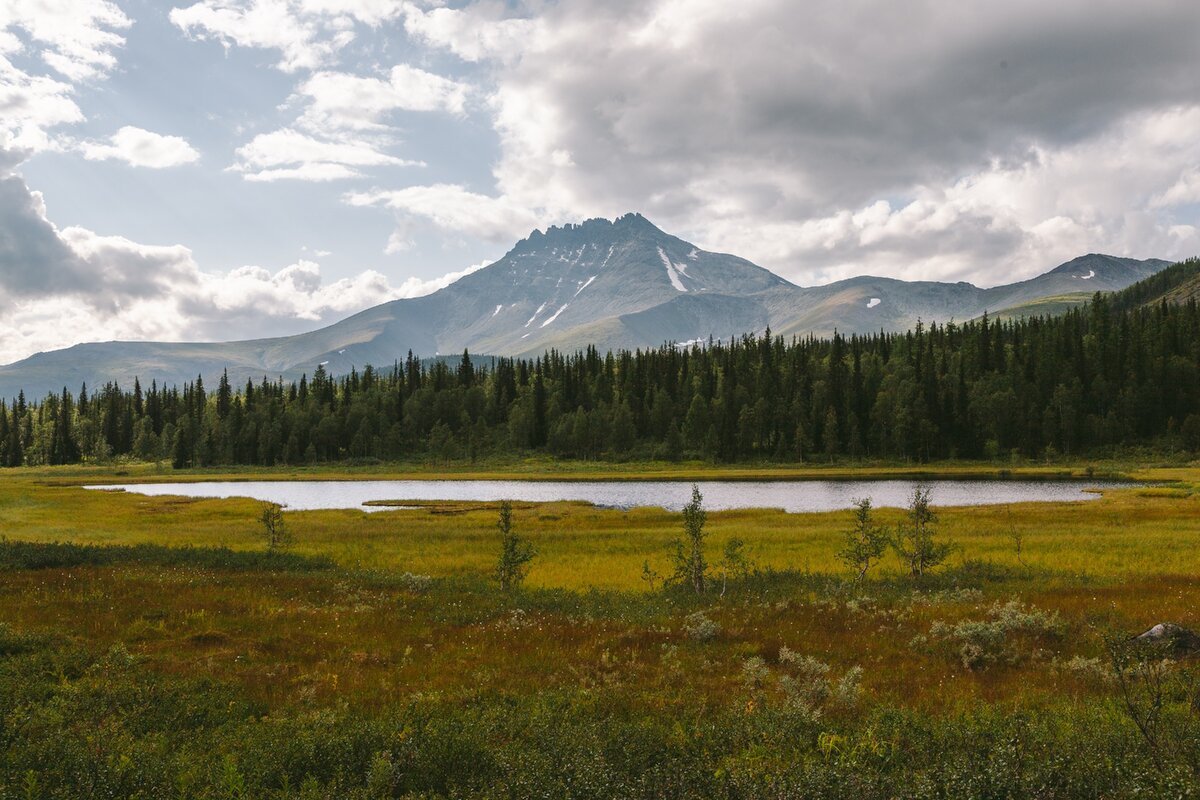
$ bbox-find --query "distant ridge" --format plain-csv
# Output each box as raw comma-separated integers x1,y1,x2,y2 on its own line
0,214,1171,398
1108,256,1200,310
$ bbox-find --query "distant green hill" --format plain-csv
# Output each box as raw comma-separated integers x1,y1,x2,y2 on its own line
983,256,1200,322
1110,256,1200,311
985,291,1095,321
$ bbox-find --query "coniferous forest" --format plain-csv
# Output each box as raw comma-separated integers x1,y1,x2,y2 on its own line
3,265,1200,468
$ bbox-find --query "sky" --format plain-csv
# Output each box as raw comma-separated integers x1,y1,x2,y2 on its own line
1,0,1199,365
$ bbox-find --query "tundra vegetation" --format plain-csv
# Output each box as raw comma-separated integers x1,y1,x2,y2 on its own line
0,463,1199,796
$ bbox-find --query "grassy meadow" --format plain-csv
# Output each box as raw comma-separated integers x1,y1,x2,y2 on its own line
1,461,1200,797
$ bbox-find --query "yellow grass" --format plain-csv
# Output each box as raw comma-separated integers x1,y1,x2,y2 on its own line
3,467,1198,590
1,463,1198,715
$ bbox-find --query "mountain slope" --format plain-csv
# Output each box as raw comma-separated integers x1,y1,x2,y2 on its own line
0,214,1172,398
1109,256,1200,311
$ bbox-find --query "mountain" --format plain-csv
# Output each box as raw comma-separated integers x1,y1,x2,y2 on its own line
0,214,1172,398
1106,256,1200,311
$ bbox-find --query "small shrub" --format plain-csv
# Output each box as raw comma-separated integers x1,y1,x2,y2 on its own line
893,486,951,579
1057,655,1113,685
259,501,290,551
717,537,755,595
395,572,433,593
839,497,889,586
767,647,863,717
908,587,983,607
683,611,720,642
930,600,1066,669
640,560,662,591
495,500,535,591
741,656,771,693
670,485,708,593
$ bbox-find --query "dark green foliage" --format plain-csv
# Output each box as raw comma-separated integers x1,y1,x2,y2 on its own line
1,630,1199,798
0,539,334,572
1,260,1199,467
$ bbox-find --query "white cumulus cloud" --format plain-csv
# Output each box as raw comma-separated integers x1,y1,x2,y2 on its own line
297,65,469,131
81,126,200,168
170,0,355,73
345,183,542,243
232,127,422,181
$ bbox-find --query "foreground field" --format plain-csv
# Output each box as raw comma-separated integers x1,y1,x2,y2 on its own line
1,464,1199,797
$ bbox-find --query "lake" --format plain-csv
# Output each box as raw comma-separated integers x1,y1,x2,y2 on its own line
85,478,1128,513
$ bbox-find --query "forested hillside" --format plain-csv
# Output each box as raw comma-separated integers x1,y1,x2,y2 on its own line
3,259,1198,467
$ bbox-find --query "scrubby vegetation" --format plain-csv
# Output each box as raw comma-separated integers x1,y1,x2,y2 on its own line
0,468,1199,795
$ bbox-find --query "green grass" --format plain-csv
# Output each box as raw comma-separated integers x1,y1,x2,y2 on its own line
3,465,1197,588
985,291,1096,321
20,455,1148,485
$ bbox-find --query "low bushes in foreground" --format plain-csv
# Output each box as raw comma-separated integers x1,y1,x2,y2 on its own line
1,628,1199,799
0,539,334,573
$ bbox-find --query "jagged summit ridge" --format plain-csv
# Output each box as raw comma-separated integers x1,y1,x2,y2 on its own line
510,212,667,255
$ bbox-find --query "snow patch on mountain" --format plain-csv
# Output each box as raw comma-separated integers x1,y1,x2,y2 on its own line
525,302,548,327
574,276,597,297
867,298,881,309
657,247,688,292
491,304,503,318
541,304,569,327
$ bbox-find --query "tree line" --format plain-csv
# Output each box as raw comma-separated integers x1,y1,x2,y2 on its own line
2,264,1199,468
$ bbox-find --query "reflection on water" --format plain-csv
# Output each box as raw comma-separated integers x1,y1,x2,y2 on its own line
86,478,1126,513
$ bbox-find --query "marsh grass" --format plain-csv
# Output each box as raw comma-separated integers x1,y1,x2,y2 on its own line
1,463,1200,795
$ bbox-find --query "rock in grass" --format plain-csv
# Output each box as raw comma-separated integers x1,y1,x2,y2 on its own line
1133,623,1200,658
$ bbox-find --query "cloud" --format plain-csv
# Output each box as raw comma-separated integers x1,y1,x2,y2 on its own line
297,65,469,131
0,57,83,153
345,183,541,243
0,1,131,154
373,0,1200,285
400,1,541,63
168,0,429,73
227,61,464,182
693,106,1200,286
1154,168,1200,209
2,0,131,81
296,0,405,26
0,161,482,364
80,126,201,168
0,173,89,296
232,127,422,181
392,259,489,296
170,0,355,73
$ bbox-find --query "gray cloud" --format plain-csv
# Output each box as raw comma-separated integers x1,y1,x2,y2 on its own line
0,173,89,296
495,0,1200,216
379,0,1198,284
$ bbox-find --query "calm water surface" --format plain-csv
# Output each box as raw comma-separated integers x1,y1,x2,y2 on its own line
86,479,1128,513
